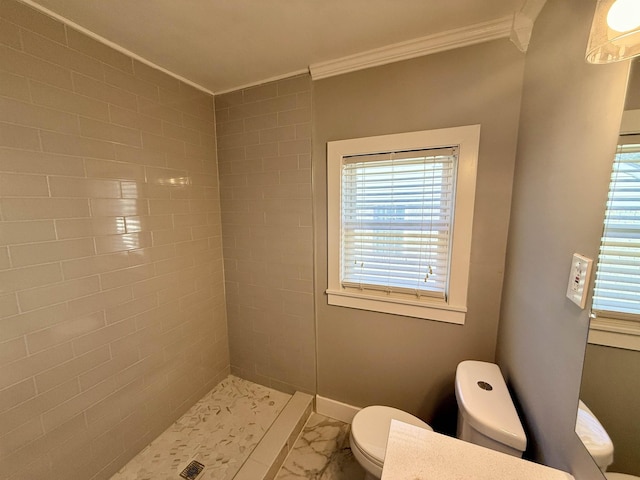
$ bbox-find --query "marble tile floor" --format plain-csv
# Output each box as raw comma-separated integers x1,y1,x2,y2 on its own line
110,375,291,480
275,413,366,480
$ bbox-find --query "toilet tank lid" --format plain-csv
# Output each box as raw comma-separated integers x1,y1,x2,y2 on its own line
455,360,527,452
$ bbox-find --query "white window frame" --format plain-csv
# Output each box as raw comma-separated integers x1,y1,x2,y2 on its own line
326,125,480,325
589,109,640,352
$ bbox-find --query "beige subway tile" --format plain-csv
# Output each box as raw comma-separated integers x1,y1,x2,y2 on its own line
55,217,126,239
296,91,311,108
94,231,152,254
215,90,243,109
18,275,100,312
0,43,71,90
260,125,296,144
49,176,121,199
245,142,279,159
1,445,52,479
105,293,157,324
141,131,185,156
126,244,175,266
85,160,146,184
0,379,79,448
66,28,133,73
78,345,138,392
41,130,115,160
73,72,137,111
138,95,182,124
125,214,172,233
295,124,311,140
277,75,311,96
72,317,135,356
67,285,132,318
121,181,169,200
0,262,63,294
184,112,217,134
27,310,104,353
42,377,117,431
35,345,107,393
0,0,66,45
79,117,142,147
218,131,259,150
243,82,278,103
30,80,110,122
148,198,190,215
21,28,103,80
0,378,35,412
104,64,158,101
217,146,246,163
0,415,44,457
0,292,18,317
243,113,278,132
10,237,94,267
278,138,311,156
229,94,297,120
0,303,68,343
0,246,8,269
1,93,81,134
151,227,191,246
0,336,26,366
279,168,311,185
0,70,30,101
278,107,312,126
0,172,49,196
133,60,179,92
0,17,20,48
0,121,40,150
90,198,148,217
109,105,162,135
263,155,297,172
1,197,89,221
61,252,129,280
0,342,73,390
100,264,155,290
0,147,84,176
162,121,201,145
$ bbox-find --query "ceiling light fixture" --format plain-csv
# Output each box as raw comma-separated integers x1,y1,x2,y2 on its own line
586,0,640,63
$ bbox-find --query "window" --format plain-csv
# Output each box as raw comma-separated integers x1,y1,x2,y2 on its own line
590,135,640,351
326,125,480,324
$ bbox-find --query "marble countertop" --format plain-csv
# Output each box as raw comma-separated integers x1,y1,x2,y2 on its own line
381,420,575,480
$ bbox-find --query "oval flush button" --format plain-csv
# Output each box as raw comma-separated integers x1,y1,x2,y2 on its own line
477,381,493,391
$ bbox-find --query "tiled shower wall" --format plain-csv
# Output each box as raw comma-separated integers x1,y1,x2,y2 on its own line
0,1,229,479
215,76,315,394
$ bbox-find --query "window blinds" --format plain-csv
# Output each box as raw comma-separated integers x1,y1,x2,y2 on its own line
593,137,640,320
341,147,458,299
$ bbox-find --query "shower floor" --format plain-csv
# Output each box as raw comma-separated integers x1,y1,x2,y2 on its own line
110,376,291,480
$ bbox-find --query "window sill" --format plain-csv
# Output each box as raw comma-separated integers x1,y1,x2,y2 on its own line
326,289,466,325
588,317,640,352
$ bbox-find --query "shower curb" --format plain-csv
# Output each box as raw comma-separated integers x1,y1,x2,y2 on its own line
234,391,314,480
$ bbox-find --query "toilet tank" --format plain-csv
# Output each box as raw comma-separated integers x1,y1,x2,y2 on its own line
455,360,527,457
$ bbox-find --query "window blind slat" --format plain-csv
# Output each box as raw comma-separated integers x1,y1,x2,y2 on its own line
341,148,456,298
593,144,640,321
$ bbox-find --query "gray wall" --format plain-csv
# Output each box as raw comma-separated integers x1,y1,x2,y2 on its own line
214,76,315,394
581,344,640,476
496,0,629,477
313,39,525,429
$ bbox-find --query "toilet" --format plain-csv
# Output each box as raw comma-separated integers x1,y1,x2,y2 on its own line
350,405,433,479
455,360,527,457
349,360,527,479
576,400,640,480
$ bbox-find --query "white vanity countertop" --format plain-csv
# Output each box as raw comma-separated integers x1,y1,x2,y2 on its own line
381,420,575,480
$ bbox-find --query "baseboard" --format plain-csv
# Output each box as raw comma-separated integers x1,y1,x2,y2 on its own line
315,395,361,424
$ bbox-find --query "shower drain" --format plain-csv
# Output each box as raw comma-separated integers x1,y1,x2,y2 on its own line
179,460,205,480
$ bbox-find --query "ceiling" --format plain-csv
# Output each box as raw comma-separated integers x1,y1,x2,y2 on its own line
27,0,528,94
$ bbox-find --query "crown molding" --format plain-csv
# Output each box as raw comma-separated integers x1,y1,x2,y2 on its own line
309,16,514,80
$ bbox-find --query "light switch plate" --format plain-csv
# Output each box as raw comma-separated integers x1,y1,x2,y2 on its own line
566,253,593,309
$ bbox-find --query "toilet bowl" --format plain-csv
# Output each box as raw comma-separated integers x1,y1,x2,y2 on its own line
576,400,640,480
455,360,527,457
349,405,432,480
